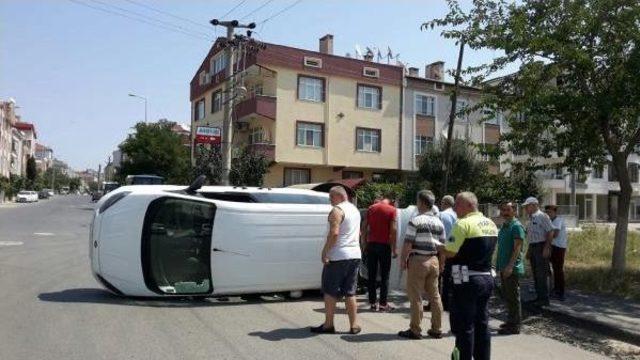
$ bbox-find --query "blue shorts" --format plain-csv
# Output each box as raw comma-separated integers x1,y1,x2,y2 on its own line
321,259,360,298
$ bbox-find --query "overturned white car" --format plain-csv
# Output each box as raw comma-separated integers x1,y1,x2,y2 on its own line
90,177,332,297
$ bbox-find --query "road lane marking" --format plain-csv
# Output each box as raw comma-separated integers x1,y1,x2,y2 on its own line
33,233,55,236
0,241,23,247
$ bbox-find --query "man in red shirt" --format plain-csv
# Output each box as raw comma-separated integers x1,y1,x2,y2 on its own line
362,196,398,312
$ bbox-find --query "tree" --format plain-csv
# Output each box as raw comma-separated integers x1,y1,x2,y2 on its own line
118,121,191,185
418,139,488,199
26,156,37,187
426,0,640,272
228,147,271,187
193,145,224,185
69,178,81,192
356,182,406,208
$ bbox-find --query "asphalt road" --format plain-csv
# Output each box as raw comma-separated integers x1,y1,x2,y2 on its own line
0,196,608,360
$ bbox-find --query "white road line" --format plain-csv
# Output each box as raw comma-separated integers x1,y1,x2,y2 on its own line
33,233,55,236
0,241,24,247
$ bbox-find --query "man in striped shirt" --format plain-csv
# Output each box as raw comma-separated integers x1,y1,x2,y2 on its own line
398,190,445,339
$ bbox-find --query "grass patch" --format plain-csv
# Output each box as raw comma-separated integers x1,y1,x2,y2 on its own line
565,226,640,301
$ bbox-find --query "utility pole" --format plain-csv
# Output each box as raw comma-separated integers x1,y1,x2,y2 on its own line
97,164,102,190
441,39,465,196
50,163,55,190
210,19,256,185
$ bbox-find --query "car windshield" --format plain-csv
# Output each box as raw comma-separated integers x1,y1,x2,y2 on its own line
142,197,215,295
18,191,29,195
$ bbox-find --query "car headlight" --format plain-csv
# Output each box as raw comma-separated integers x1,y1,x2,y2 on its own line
98,191,131,214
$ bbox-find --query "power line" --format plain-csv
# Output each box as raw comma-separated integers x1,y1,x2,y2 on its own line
239,0,275,21
122,0,212,30
68,0,213,42
258,0,304,25
220,0,247,19
86,0,213,39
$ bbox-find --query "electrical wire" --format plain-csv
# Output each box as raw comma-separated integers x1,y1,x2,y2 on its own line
258,0,303,25
87,0,213,38
220,0,247,19
122,0,212,30
239,0,275,21
68,0,213,42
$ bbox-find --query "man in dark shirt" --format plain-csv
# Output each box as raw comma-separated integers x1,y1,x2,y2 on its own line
363,196,397,312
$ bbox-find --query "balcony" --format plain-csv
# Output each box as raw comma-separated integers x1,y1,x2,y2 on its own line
235,95,276,121
247,143,275,162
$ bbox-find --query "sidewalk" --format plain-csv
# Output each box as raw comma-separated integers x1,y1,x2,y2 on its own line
542,291,640,346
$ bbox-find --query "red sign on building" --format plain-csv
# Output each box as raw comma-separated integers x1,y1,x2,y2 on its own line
195,126,221,144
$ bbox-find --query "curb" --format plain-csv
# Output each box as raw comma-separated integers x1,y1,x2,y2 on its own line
539,303,640,347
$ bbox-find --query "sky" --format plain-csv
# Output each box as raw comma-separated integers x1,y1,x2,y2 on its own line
0,0,505,171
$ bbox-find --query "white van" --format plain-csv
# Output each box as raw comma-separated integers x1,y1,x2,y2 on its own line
90,181,331,297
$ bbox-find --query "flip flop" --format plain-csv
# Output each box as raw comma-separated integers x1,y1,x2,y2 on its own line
350,326,362,335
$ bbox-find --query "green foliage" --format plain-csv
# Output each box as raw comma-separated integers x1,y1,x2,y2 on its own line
356,182,406,208
229,147,270,187
26,156,37,186
119,120,191,185
193,145,223,185
418,139,488,198
69,178,81,192
426,0,640,271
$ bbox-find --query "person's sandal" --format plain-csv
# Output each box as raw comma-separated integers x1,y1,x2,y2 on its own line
310,324,335,334
427,329,443,339
379,304,395,312
398,329,421,339
350,326,362,335
370,303,378,312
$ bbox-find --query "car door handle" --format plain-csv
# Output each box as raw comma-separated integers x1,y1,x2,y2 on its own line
212,248,250,257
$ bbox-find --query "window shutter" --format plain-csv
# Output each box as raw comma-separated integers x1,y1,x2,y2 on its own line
378,88,382,110
322,78,326,102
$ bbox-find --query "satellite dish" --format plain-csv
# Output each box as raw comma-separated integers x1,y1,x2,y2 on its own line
237,86,248,98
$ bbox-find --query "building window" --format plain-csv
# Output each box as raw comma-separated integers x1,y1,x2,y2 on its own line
629,163,639,183
356,128,381,152
592,166,604,179
210,54,227,75
357,85,381,109
415,95,435,116
342,171,363,179
303,57,322,68
248,127,264,144
363,67,380,78
296,122,323,147
194,99,205,121
456,99,469,122
554,165,564,180
298,76,324,102
211,90,223,113
414,135,433,155
284,168,310,186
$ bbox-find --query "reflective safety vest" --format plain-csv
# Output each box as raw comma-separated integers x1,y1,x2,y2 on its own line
444,211,498,273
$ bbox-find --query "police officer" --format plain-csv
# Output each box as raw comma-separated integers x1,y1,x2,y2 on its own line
438,192,498,360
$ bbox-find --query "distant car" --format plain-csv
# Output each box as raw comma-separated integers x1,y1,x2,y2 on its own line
90,181,331,298
91,191,104,202
125,175,164,185
16,191,38,203
38,190,50,199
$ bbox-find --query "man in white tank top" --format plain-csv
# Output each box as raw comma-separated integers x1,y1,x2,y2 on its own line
311,186,362,335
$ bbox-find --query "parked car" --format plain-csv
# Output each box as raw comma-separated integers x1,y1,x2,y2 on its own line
90,178,331,298
16,191,38,203
38,190,51,199
91,190,104,202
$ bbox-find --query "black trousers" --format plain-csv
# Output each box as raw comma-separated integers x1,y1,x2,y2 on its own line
366,242,392,305
450,275,494,360
441,260,453,312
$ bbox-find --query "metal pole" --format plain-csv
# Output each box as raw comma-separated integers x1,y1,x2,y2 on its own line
144,98,148,123
441,39,465,196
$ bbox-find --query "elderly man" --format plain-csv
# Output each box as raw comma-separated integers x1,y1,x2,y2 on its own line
545,205,568,301
398,190,445,340
311,186,362,335
438,194,457,311
439,192,498,360
496,202,525,335
523,197,555,306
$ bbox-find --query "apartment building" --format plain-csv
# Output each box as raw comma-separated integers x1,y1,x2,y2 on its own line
402,63,502,173
13,121,37,175
35,143,54,173
0,100,19,178
190,34,404,187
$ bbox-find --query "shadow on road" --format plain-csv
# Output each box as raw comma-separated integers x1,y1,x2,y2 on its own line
38,288,323,308
248,328,318,341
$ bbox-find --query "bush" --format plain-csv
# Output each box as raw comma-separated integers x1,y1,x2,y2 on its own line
356,183,406,209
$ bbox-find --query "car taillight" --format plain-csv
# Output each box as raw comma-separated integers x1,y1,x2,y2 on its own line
98,191,131,214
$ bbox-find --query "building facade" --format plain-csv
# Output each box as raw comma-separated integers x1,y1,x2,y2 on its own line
0,100,18,178
190,34,404,187
35,143,53,173
402,64,502,173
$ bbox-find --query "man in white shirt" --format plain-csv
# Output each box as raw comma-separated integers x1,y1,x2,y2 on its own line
545,205,568,301
312,186,362,335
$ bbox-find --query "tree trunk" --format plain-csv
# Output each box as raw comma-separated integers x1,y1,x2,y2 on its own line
612,154,631,273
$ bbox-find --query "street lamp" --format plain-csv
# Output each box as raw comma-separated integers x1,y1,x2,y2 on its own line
128,93,147,123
